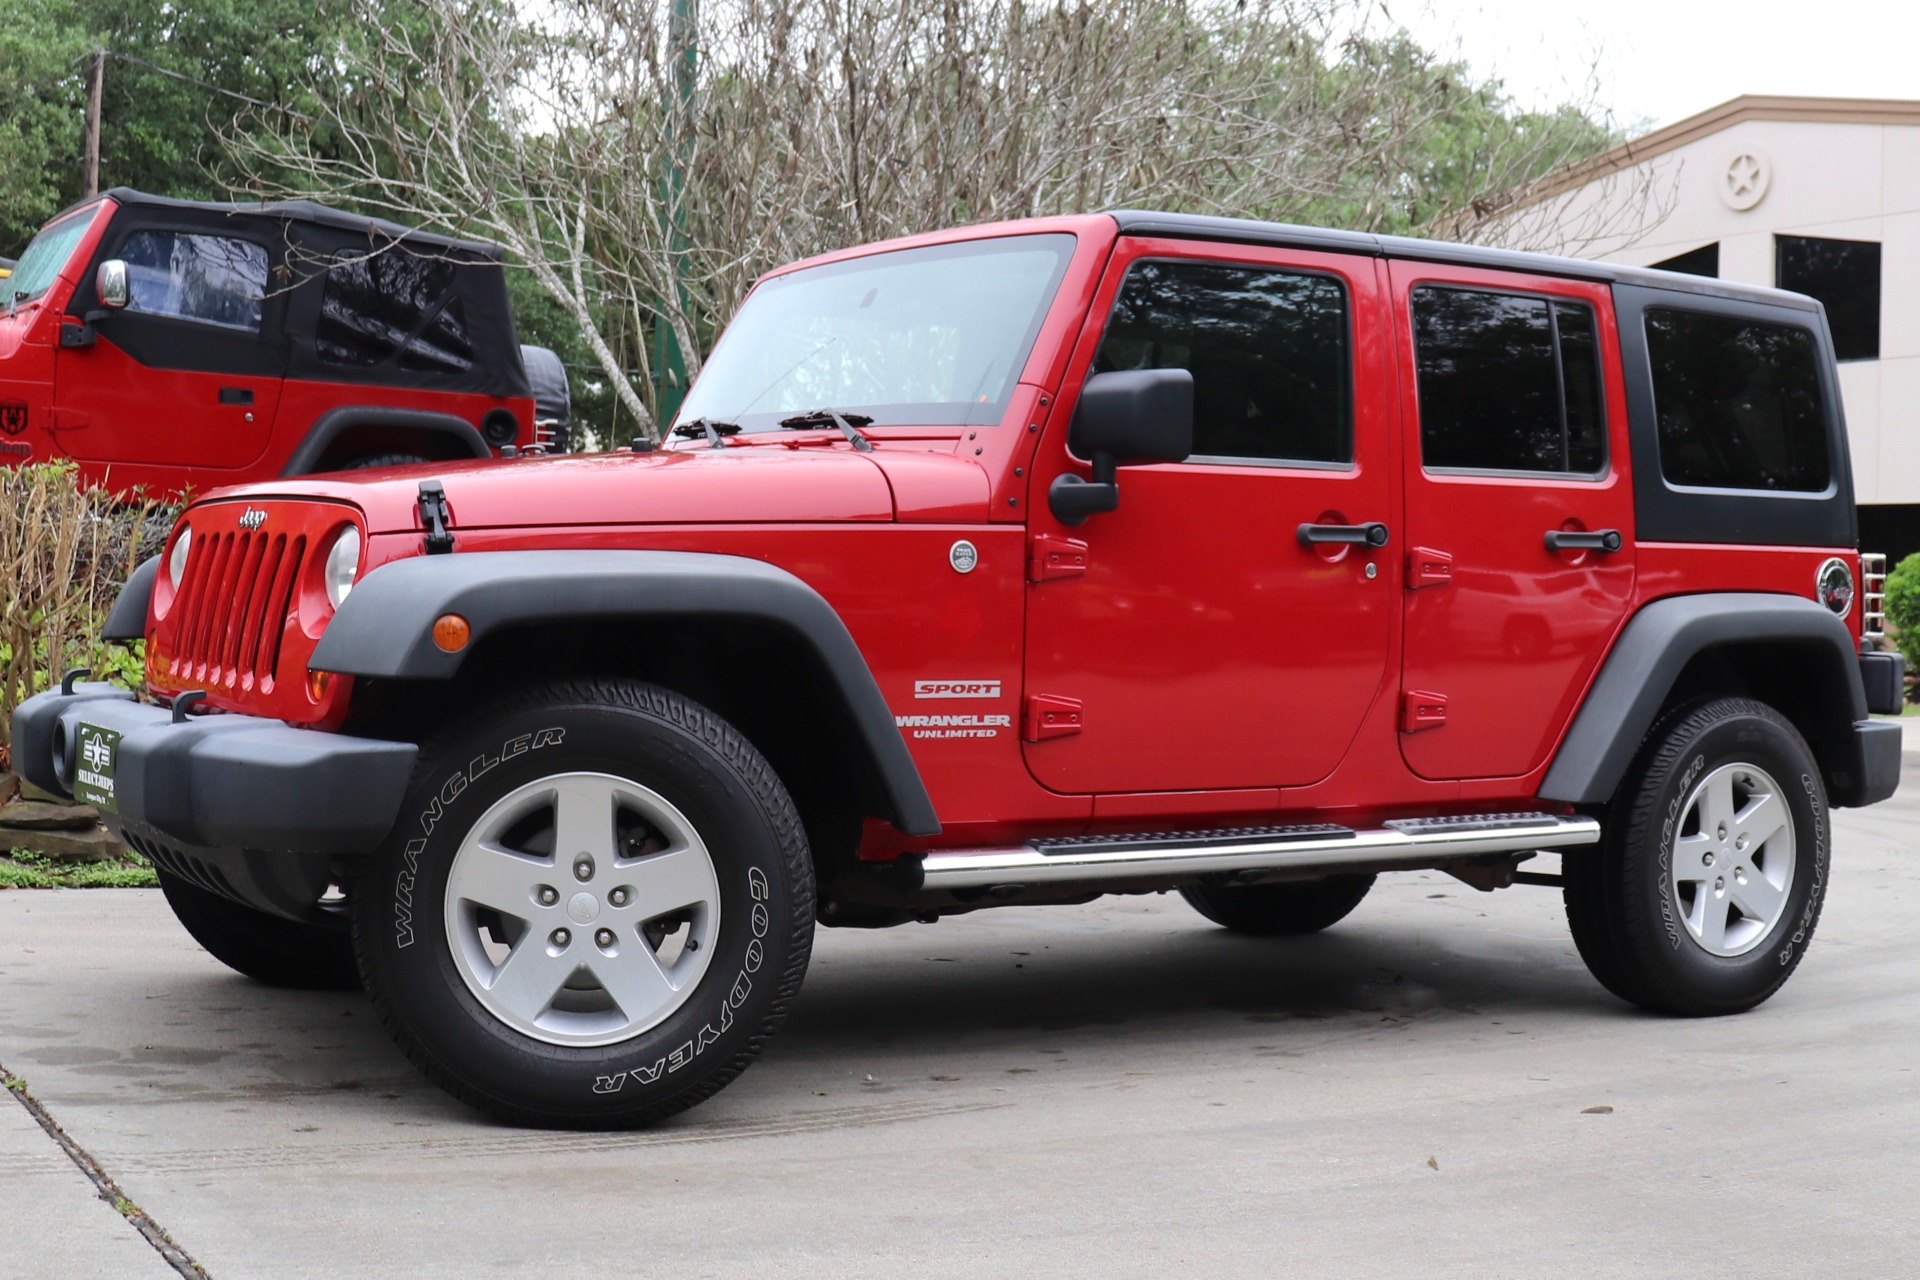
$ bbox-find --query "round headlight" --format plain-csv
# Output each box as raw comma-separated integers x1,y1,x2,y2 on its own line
324,526,362,608
167,525,192,586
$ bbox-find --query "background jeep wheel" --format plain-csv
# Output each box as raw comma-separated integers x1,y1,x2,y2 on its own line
351,679,814,1128
1563,696,1829,1017
341,452,430,470
156,869,360,990
1180,874,1375,936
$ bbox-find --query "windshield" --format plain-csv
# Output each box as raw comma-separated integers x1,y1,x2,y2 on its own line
8,208,96,309
677,233,1076,432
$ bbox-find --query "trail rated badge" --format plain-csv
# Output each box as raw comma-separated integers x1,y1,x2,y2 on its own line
0,402,27,436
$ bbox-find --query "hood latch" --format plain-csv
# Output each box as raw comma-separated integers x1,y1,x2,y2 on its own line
418,481,455,555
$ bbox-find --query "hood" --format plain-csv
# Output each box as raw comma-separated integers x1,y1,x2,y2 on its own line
197,443,992,533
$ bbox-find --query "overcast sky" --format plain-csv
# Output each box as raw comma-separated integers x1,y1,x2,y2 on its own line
1383,0,1919,132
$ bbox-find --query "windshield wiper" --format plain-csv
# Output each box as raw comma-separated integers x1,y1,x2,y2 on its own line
671,416,741,449
779,409,875,453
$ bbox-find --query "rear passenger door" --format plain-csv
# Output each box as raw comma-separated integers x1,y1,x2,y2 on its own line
1390,262,1636,782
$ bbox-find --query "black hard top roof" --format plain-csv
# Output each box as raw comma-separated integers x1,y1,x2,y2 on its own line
64,188,503,259
1108,210,1819,313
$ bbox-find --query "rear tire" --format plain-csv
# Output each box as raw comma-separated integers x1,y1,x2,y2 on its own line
351,679,814,1128
340,452,429,470
1180,874,1375,936
1563,697,1829,1016
157,869,360,990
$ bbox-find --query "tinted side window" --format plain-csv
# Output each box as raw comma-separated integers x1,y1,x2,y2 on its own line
1645,309,1830,492
1095,260,1351,464
119,231,267,332
318,251,475,373
1413,287,1604,474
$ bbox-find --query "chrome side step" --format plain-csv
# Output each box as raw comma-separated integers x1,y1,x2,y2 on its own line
916,812,1600,891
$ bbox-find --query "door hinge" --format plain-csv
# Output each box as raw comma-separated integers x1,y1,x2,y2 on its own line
1401,690,1448,733
1408,546,1453,589
1029,533,1089,582
1024,694,1084,742
417,480,456,555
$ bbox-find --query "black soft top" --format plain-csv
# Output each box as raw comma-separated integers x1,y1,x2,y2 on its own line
1109,211,1821,314
69,188,505,258
60,189,529,401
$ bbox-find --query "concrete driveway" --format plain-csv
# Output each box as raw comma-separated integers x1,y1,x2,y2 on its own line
5,789,1919,1278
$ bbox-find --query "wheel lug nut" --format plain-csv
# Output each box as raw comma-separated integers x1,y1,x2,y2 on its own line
609,888,629,907
551,928,571,948
1703,852,1715,866
573,857,594,882
537,886,558,906
596,928,615,948
1716,824,1728,840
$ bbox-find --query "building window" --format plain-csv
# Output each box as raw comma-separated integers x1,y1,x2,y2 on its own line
1411,286,1605,475
1775,234,1880,362
1645,308,1830,493
1652,243,1718,278
1096,260,1352,465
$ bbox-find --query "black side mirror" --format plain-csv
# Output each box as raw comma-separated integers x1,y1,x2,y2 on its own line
1050,368,1194,526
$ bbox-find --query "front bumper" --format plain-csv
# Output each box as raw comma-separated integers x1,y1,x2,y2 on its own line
11,685,416,919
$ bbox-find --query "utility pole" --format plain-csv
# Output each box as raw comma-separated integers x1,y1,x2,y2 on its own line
650,0,695,431
83,50,104,197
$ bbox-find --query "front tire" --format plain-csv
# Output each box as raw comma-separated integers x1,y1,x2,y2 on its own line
351,680,814,1127
1564,697,1829,1016
1180,874,1375,936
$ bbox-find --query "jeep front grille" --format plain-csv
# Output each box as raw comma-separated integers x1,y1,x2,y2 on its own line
166,530,308,692
1862,552,1887,640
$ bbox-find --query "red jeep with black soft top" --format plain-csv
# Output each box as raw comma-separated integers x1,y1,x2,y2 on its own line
0,189,538,492
15,211,1904,1127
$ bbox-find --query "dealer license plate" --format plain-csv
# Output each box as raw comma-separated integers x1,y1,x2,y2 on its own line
70,722,121,813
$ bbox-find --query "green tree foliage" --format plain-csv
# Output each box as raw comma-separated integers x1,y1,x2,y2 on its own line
0,0,354,256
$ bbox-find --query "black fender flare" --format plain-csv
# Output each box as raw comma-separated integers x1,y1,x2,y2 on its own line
103,554,161,641
280,406,489,476
309,550,941,836
1540,592,1867,806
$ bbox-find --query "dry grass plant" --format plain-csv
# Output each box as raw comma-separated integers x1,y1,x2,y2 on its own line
0,463,172,751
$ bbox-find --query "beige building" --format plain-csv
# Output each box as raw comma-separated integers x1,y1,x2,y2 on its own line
1499,96,1920,558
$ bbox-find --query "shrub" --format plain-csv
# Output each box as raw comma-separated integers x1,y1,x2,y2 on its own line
0,463,176,749
1882,551,1920,694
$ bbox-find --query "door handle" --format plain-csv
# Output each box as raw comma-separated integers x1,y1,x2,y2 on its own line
1298,521,1389,548
218,387,254,406
1544,528,1622,553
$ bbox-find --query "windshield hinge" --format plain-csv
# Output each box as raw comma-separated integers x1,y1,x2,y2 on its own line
418,481,455,555
1029,533,1089,582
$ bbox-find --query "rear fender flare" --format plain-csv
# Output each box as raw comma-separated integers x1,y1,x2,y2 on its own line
309,550,940,836
281,406,488,475
1540,593,1866,806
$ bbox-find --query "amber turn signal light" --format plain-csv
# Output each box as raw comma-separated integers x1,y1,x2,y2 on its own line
433,613,471,652
307,669,333,702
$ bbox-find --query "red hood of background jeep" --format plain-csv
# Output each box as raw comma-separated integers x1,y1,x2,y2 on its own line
197,444,993,533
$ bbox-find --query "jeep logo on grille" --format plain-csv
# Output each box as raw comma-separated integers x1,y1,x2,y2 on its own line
238,507,267,531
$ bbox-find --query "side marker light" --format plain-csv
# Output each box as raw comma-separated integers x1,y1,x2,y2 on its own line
433,614,471,652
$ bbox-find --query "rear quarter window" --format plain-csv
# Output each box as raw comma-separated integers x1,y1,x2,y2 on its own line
1645,308,1830,493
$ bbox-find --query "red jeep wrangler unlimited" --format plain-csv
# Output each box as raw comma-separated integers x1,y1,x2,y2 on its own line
15,212,1905,1128
0,189,539,492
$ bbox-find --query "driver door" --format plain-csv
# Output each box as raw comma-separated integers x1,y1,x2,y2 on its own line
1021,238,1396,796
